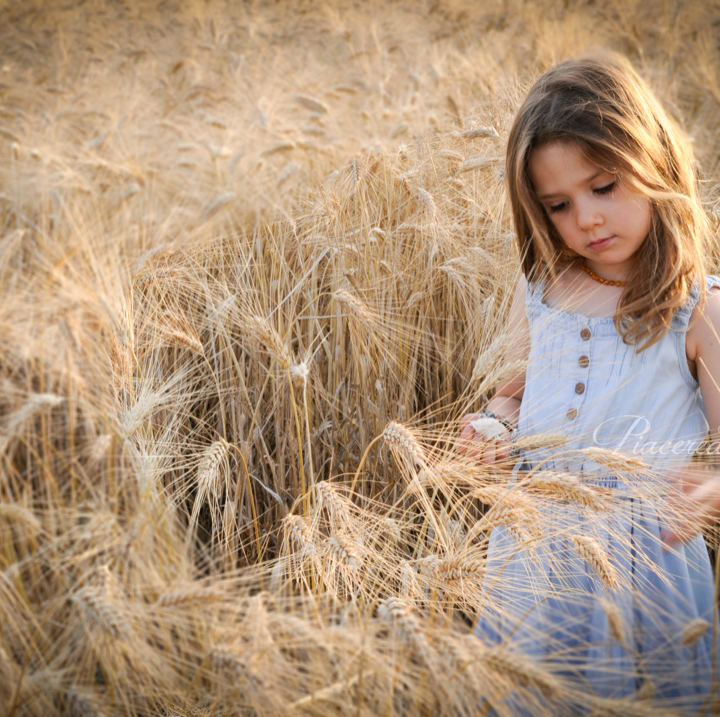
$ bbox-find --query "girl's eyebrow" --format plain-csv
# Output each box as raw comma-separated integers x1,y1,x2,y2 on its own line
536,170,606,200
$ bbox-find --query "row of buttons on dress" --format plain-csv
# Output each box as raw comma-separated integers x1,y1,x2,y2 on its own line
567,327,591,421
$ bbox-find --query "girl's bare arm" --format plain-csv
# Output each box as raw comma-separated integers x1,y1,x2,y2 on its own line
664,288,720,545
459,274,530,464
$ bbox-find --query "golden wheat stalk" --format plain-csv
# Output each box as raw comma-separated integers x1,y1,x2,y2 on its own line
326,533,361,572
436,558,484,582
315,484,354,535
525,473,608,511
571,535,618,589
581,447,647,473
245,315,292,368
680,617,710,646
72,586,125,639
589,697,676,716
196,439,230,500
377,596,429,659
332,289,377,327
0,503,42,535
599,598,627,647
382,421,426,468
283,514,316,556
480,648,560,699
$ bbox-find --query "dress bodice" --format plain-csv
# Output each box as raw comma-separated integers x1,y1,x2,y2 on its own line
517,275,720,479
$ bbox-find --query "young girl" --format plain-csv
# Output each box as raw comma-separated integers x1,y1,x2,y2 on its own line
461,53,720,715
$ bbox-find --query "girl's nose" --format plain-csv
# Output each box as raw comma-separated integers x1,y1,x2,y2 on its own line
576,199,603,231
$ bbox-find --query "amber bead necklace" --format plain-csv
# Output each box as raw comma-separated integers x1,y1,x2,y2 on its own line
580,262,628,288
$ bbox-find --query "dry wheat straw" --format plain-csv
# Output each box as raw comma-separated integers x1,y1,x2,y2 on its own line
436,558,483,581
315,481,350,522
0,504,42,534
283,514,315,555
571,535,618,589
599,599,627,646
332,289,376,326
680,617,710,646
437,149,464,161
458,156,499,173
4,393,64,436
589,698,675,716
165,327,204,354
208,647,266,693
382,421,426,468
636,679,655,700
246,315,291,367
416,187,436,217
67,689,103,717
454,126,499,139
480,649,560,699
471,486,512,506
156,584,227,607
326,533,361,572
196,439,229,499
377,596,429,658
526,473,608,510
73,586,125,638
581,447,646,473
293,94,328,114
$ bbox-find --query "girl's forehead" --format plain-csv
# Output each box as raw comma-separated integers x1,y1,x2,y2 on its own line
528,142,605,194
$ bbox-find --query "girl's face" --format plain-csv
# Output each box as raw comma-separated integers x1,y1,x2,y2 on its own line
528,141,652,281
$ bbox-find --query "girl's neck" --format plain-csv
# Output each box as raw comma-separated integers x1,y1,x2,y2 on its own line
580,262,628,287
543,264,623,319
583,258,633,284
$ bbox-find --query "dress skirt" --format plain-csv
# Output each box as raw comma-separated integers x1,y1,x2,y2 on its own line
473,475,720,716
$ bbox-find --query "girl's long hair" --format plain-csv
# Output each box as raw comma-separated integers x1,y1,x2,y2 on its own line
507,52,711,350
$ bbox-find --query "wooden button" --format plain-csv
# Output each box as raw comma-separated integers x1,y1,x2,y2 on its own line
580,328,591,340
575,382,585,394
566,408,578,420
579,355,589,368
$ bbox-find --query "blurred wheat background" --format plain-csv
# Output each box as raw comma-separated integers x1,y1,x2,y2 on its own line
0,0,719,714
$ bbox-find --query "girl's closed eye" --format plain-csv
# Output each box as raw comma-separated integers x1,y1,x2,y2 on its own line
546,181,616,214
594,181,616,195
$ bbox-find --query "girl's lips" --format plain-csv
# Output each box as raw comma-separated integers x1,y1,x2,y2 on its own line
588,236,615,250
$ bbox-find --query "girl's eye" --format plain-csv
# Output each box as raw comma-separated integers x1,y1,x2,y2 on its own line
548,201,568,214
594,181,616,195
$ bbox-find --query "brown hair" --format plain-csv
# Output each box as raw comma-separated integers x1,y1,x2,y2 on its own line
506,52,710,350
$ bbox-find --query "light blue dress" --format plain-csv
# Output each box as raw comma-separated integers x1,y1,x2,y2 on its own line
474,275,720,716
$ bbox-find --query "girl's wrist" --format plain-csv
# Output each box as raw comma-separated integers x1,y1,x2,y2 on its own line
480,408,516,434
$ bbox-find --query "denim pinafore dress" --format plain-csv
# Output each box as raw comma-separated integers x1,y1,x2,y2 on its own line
474,275,720,715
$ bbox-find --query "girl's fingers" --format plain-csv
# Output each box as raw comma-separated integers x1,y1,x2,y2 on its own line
457,425,478,455
456,420,512,465
483,441,496,464
496,440,511,463
661,477,720,548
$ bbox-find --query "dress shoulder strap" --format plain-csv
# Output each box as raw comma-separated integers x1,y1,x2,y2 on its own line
672,274,720,330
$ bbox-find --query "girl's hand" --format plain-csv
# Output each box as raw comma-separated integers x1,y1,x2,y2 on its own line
661,469,720,547
457,413,513,465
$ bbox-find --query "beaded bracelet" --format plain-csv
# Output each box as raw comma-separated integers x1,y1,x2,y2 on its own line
480,409,515,434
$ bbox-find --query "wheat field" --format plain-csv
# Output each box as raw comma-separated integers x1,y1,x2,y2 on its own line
0,0,719,715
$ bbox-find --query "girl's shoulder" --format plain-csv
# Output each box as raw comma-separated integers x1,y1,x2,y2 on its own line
683,275,720,369
674,274,720,331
